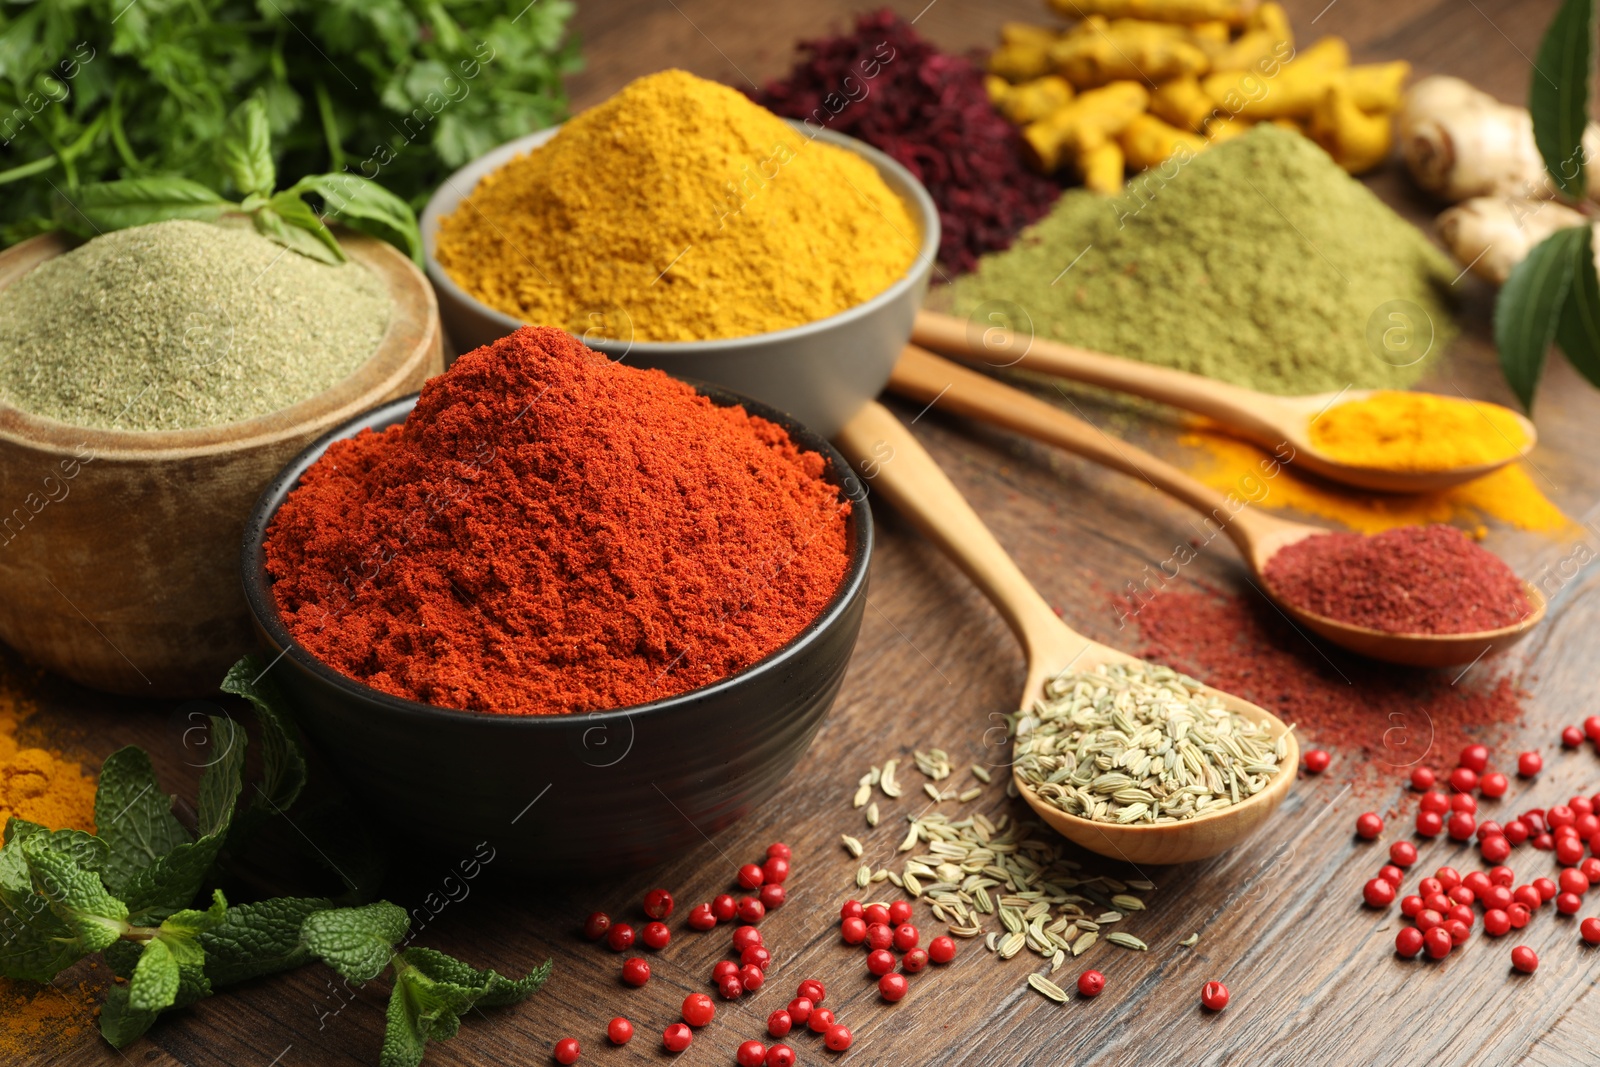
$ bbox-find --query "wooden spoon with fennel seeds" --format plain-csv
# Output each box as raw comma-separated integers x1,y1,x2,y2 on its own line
833,400,1296,865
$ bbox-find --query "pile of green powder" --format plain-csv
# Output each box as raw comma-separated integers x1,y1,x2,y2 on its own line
945,126,1458,395
0,220,391,431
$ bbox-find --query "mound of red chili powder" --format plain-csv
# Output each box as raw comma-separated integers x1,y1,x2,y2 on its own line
264,327,851,715
1263,525,1531,634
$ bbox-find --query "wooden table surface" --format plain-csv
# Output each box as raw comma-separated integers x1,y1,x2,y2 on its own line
20,1,1600,1065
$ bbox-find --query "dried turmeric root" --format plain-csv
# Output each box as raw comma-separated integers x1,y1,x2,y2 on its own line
1046,0,1256,25
1051,19,1211,88
1120,112,1208,169
1021,81,1152,172
1309,82,1393,173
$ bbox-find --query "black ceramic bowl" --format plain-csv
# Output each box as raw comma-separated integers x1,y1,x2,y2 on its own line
241,385,871,875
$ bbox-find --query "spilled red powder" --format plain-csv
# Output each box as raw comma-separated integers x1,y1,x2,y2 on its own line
1263,524,1530,634
1132,584,1526,783
265,327,851,716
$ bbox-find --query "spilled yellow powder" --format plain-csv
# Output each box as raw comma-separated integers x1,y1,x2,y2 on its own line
0,668,102,1058
1181,430,1570,535
1310,391,1529,472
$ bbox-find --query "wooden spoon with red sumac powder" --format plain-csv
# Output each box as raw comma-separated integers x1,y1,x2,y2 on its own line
885,345,1545,669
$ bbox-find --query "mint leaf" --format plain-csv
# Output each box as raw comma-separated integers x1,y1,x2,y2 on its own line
0,897,82,981
6,820,108,874
302,901,409,982
1496,227,1583,409
120,718,243,918
220,656,309,815
95,746,190,896
1531,0,1595,198
129,938,181,1013
380,949,551,1067
201,896,331,986
100,984,160,1049
219,97,276,197
159,888,227,966
54,178,230,238
290,173,423,265
1557,223,1600,386
400,947,551,1007
21,832,127,954
196,716,246,837
382,977,428,1067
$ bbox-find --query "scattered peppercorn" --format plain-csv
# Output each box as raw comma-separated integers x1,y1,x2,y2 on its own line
1563,726,1585,748
583,912,611,941
1356,812,1384,839
825,1025,853,1051
1200,981,1230,1011
554,1037,580,1064
1304,749,1331,773
608,1018,633,1045
1519,751,1544,777
621,958,650,987
766,1045,796,1067
738,1041,767,1067
1511,946,1539,973
663,1023,693,1053
1078,970,1105,997
682,994,715,1028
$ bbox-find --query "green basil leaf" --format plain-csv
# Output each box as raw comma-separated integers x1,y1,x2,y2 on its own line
301,901,409,982
95,746,190,896
1557,223,1600,386
128,938,181,1013
219,96,276,197
1496,226,1583,409
53,178,229,238
253,199,345,265
1531,0,1595,198
290,172,423,265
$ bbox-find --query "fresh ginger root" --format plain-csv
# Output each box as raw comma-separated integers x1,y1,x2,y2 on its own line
1051,18,1211,87
1078,139,1128,193
1396,75,1600,202
993,75,1076,125
1022,81,1152,172
1437,196,1589,284
1046,0,1257,25
1309,82,1393,173
1120,112,1208,169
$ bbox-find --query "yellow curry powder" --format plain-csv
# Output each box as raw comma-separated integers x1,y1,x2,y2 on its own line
1181,430,1569,535
0,670,102,1059
1310,391,1529,472
436,69,920,341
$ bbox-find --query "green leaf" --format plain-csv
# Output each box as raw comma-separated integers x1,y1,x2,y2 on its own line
20,832,127,953
301,901,409,982
159,888,227,966
253,191,346,264
400,947,551,1007
6,820,109,874
290,172,423,265
53,178,230,238
382,977,428,1067
95,746,190,896
1556,222,1600,387
219,96,276,196
1496,226,1584,409
201,896,332,986
100,984,160,1049
118,718,241,918
129,938,181,1013
220,656,309,816
1531,0,1595,198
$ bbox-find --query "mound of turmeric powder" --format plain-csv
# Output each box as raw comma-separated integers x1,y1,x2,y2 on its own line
436,69,921,342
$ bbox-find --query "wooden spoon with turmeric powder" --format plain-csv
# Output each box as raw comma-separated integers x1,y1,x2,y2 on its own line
833,399,1297,864
886,344,1546,669
912,309,1537,494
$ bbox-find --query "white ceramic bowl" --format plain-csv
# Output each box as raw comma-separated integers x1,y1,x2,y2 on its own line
420,121,939,437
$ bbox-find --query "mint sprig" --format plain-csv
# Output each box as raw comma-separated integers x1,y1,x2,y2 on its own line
0,656,548,1064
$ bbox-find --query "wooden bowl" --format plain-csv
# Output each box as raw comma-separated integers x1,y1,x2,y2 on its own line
0,231,442,697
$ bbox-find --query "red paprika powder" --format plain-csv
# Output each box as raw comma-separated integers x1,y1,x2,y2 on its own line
264,327,851,715
1263,525,1530,635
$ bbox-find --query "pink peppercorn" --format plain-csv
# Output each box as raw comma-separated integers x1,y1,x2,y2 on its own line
1450,767,1479,793
824,1025,853,1051
741,965,765,992
1490,866,1516,887
1514,885,1543,910
1511,946,1538,973
1411,767,1436,790
1558,891,1584,915
840,900,863,921
892,923,920,951
1436,867,1462,891
889,901,913,925
1484,909,1511,936
902,948,929,973
1481,835,1511,864
1400,895,1424,918
787,998,812,1025
737,897,766,923
1509,903,1532,929
1447,812,1476,841
1504,819,1530,844
713,894,737,922
866,949,896,976
763,857,791,884
1396,927,1425,957
1078,970,1105,997
687,903,717,931
1535,877,1559,902
862,904,890,926
1564,725,1586,748
1581,917,1600,944
1304,749,1331,773
759,884,786,910
732,926,763,952
737,1041,767,1067
767,842,791,861
1356,812,1384,839
1379,864,1405,886
807,1008,835,1034
1480,772,1509,798
1482,885,1514,911
663,1023,693,1053
928,936,957,964
1417,811,1444,837
768,1010,792,1038
865,923,893,951
1416,909,1444,932
1459,744,1490,773
1389,841,1418,867
765,1046,795,1067
1363,879,1396,908
841,917,867,944
1420,791,1451,814
1450,793,1478,814
1518,751,1543,777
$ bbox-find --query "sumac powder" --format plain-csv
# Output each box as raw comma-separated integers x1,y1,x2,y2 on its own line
264,327,851,716
752,9,1059,275
1263,525,1530,634
1133,584,1526,788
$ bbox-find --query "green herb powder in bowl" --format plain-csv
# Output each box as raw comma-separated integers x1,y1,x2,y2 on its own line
0,220,391,432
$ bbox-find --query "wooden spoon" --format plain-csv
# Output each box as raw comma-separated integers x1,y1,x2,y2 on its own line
834,400,1297,865
887,345,1546,669
913,309,1537,494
